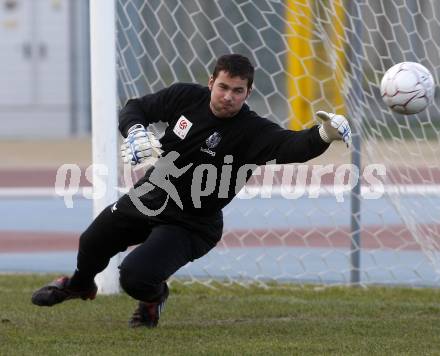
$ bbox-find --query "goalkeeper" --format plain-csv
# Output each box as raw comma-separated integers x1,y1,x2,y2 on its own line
31,54,351,328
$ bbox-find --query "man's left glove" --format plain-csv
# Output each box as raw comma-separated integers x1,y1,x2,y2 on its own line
316,111,352,148
120,124,162,165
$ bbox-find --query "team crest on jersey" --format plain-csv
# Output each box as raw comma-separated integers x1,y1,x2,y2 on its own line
206,132,221,148
201,131,221,156
173,115,193,139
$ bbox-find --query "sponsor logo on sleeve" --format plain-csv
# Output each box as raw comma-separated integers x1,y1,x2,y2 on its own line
173,115,193,139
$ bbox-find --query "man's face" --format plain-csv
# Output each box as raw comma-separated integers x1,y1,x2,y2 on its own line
208,70,251,118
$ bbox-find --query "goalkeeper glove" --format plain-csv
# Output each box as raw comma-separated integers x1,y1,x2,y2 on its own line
316,111,352,148
120,124,162,165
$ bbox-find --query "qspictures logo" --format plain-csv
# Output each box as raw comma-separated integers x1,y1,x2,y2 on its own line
54,151,387,215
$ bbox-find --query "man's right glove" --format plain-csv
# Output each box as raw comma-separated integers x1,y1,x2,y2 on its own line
120,124,162,165
316,111,352,148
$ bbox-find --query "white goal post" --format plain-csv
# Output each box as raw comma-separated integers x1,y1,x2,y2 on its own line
93,0,440,292
90,0,120,294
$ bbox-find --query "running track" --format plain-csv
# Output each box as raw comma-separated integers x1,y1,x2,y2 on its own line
1,166,440,253
1,168,440,285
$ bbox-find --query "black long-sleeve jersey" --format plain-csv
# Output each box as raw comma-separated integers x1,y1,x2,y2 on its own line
119,83,329,218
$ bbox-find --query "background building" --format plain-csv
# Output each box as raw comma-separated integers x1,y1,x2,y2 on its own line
0,0,90,138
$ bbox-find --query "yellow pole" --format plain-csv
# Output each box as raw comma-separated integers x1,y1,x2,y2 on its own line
286,1,348,129
286,0,314,131
331,0,347,115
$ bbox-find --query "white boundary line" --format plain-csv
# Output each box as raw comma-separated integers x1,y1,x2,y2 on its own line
238,185,440,197
0,187,93,198
1,185,440,198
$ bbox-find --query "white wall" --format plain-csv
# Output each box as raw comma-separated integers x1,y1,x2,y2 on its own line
0,0,90,138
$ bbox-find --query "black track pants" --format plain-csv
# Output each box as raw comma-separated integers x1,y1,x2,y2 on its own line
75,204,217,301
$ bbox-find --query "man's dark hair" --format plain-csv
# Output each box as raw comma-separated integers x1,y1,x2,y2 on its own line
212,54,254,89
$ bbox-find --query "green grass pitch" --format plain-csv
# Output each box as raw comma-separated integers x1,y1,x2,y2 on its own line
1,275,440,355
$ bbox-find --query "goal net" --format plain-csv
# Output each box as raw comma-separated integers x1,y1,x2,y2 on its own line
115,0,440,287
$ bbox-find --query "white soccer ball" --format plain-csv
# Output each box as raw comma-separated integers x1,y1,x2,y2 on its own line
380,62,435,115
